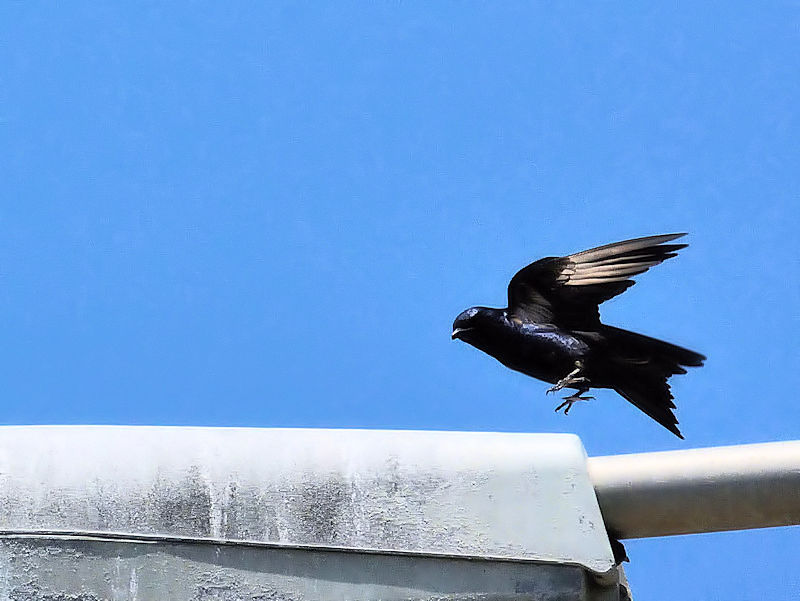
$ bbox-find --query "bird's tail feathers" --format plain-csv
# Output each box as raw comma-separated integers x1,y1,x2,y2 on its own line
613,377,683,438
600,326,704,439
601,325,705,374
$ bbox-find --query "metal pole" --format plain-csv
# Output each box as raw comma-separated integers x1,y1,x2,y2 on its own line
588,441,800,539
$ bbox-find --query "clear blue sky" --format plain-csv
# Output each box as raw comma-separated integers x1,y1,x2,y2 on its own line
2,3,798,598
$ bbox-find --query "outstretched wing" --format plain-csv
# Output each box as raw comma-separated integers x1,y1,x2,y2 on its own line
507,233,688,329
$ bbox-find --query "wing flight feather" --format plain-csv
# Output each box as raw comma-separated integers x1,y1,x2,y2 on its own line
508,233,688,328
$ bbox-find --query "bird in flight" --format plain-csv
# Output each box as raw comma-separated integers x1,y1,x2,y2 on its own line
451,233,704,438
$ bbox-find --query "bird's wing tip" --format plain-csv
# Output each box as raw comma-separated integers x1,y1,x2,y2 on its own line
652,232,688,244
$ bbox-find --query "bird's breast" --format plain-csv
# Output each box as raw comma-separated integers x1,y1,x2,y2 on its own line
465,323,590,384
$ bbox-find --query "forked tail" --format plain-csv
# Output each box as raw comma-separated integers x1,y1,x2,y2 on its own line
601,325,705,438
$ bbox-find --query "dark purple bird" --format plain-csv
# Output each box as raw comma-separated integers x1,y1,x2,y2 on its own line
451,233,705,438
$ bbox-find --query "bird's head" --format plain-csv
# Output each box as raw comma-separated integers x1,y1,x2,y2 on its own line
452,307,489,341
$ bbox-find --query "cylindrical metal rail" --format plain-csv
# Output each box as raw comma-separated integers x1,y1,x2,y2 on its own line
588,440,800,539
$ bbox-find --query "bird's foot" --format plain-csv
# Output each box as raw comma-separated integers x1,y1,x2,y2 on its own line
547,375,589,395
554,393,594,415
547,361,588,395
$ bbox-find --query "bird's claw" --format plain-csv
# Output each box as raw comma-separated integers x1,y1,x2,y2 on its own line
554,394,594,415
548,362,587,395
547,377,589,395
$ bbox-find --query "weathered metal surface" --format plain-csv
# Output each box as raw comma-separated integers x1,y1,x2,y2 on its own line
588,440,800,538
0,536,622,601
0,426,615,575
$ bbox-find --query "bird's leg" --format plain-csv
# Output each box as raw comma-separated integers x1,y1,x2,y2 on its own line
546,361,588,394
554,385,594,415
547,360,594,415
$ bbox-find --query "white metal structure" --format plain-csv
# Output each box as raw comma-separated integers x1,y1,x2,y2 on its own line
589,441,800,538
0,426,797,600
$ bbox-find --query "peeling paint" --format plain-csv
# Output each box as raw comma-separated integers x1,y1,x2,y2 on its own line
129,568,137,600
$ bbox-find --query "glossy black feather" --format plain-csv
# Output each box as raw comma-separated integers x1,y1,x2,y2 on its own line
453,234,705,438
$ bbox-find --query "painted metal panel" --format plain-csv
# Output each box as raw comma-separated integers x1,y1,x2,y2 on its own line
0,536,622,601
0,426,616,576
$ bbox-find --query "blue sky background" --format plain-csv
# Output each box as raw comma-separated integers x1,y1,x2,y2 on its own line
2,3,798,598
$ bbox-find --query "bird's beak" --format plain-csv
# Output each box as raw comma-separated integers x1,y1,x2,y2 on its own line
451,328,469,340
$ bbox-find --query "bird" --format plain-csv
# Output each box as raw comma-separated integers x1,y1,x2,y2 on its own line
451,233,705,438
